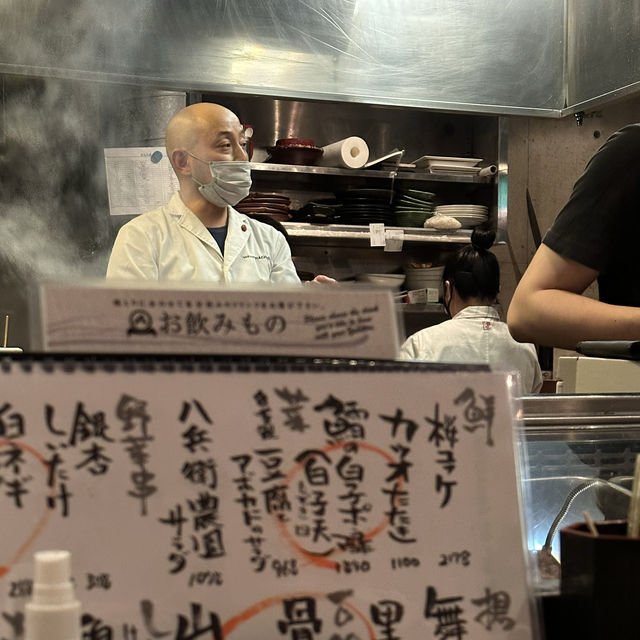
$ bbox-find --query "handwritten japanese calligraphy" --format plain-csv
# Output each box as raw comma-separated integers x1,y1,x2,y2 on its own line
0,364,532,639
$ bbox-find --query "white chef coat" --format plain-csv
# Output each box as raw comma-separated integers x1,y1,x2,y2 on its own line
106,192,301,285
399,305,543,393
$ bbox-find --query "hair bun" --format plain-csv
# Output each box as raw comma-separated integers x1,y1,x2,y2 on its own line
471,227,496,251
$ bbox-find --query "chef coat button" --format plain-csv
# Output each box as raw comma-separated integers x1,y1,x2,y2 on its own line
241,224,247,232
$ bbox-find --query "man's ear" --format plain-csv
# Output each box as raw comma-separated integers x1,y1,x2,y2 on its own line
171,149,191,175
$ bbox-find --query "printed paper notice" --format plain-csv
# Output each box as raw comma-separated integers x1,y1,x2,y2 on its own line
104,147,179,216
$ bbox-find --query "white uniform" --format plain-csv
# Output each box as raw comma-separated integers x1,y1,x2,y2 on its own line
106,192,300,284
399,306,543,393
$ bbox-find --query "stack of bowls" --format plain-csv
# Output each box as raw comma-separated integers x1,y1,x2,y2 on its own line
235,192,291,222
355,273,406,290
266,138,324,166
394,189,436,227
403,264,445,298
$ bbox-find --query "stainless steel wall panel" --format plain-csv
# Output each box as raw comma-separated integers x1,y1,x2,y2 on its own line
0,0,565,115
567,0,640,111
206,94,496,163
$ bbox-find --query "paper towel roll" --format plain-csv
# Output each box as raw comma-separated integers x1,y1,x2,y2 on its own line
319,136,369,169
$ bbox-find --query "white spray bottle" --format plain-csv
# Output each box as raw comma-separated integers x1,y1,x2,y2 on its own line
25,550,81,640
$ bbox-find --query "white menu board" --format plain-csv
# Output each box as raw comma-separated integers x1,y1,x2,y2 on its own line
0,358,537,639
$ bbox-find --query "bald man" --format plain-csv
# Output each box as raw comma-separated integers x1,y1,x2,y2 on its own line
106,102,301,284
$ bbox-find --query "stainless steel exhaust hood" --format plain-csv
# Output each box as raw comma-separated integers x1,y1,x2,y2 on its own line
1,0,566,116
2,0,638,116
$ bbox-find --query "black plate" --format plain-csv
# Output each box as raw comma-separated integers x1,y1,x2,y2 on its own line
338,198,393,207
394,207,433,214
337,188,394,201
341,217,396,225
339,203,393,211
340,210,393,217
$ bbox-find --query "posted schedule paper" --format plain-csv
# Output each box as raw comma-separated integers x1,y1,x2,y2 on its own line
104,147,178,216
0,358,539,639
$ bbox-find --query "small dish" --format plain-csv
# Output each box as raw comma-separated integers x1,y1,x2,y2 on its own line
412,155,483,169
364,149,404,169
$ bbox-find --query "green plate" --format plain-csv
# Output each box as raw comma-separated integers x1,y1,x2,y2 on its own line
404,189,436,200
397,195,435,207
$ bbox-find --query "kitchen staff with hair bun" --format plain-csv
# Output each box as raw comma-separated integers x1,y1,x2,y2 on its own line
107,102,334,284
399,228,542,394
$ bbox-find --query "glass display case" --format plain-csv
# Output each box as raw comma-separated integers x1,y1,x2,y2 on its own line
518,393,640,601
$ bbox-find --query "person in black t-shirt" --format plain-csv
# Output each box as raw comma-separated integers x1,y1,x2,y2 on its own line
508,124,640,349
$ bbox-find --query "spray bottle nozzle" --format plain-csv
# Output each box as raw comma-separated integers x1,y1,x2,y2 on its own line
25,550,81,640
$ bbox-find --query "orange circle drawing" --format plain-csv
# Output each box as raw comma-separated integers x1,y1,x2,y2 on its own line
222,589,376,639
275,440,403,569
0,440,53,577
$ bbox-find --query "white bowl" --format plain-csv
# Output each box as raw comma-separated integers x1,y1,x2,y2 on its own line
356,273,406,289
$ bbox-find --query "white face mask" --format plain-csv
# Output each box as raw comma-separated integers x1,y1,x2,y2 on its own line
190,157,252,208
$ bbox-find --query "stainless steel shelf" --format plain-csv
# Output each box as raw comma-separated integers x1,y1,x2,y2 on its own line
253,161,493,247
282,222,472,244
250,162,493,184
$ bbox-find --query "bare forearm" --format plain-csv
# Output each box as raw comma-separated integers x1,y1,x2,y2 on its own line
508,289,640,350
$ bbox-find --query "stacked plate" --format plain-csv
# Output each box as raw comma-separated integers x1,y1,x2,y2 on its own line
235,192,291,222
434,205,488,228
335,188,395,225
394,189,435,227
412,155,483,175
403,265,445,297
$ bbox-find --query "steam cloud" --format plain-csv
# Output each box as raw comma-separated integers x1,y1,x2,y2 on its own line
0,0,162,346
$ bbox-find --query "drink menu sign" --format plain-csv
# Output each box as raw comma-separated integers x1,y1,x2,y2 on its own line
0,359,538,639
35,282,400,360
